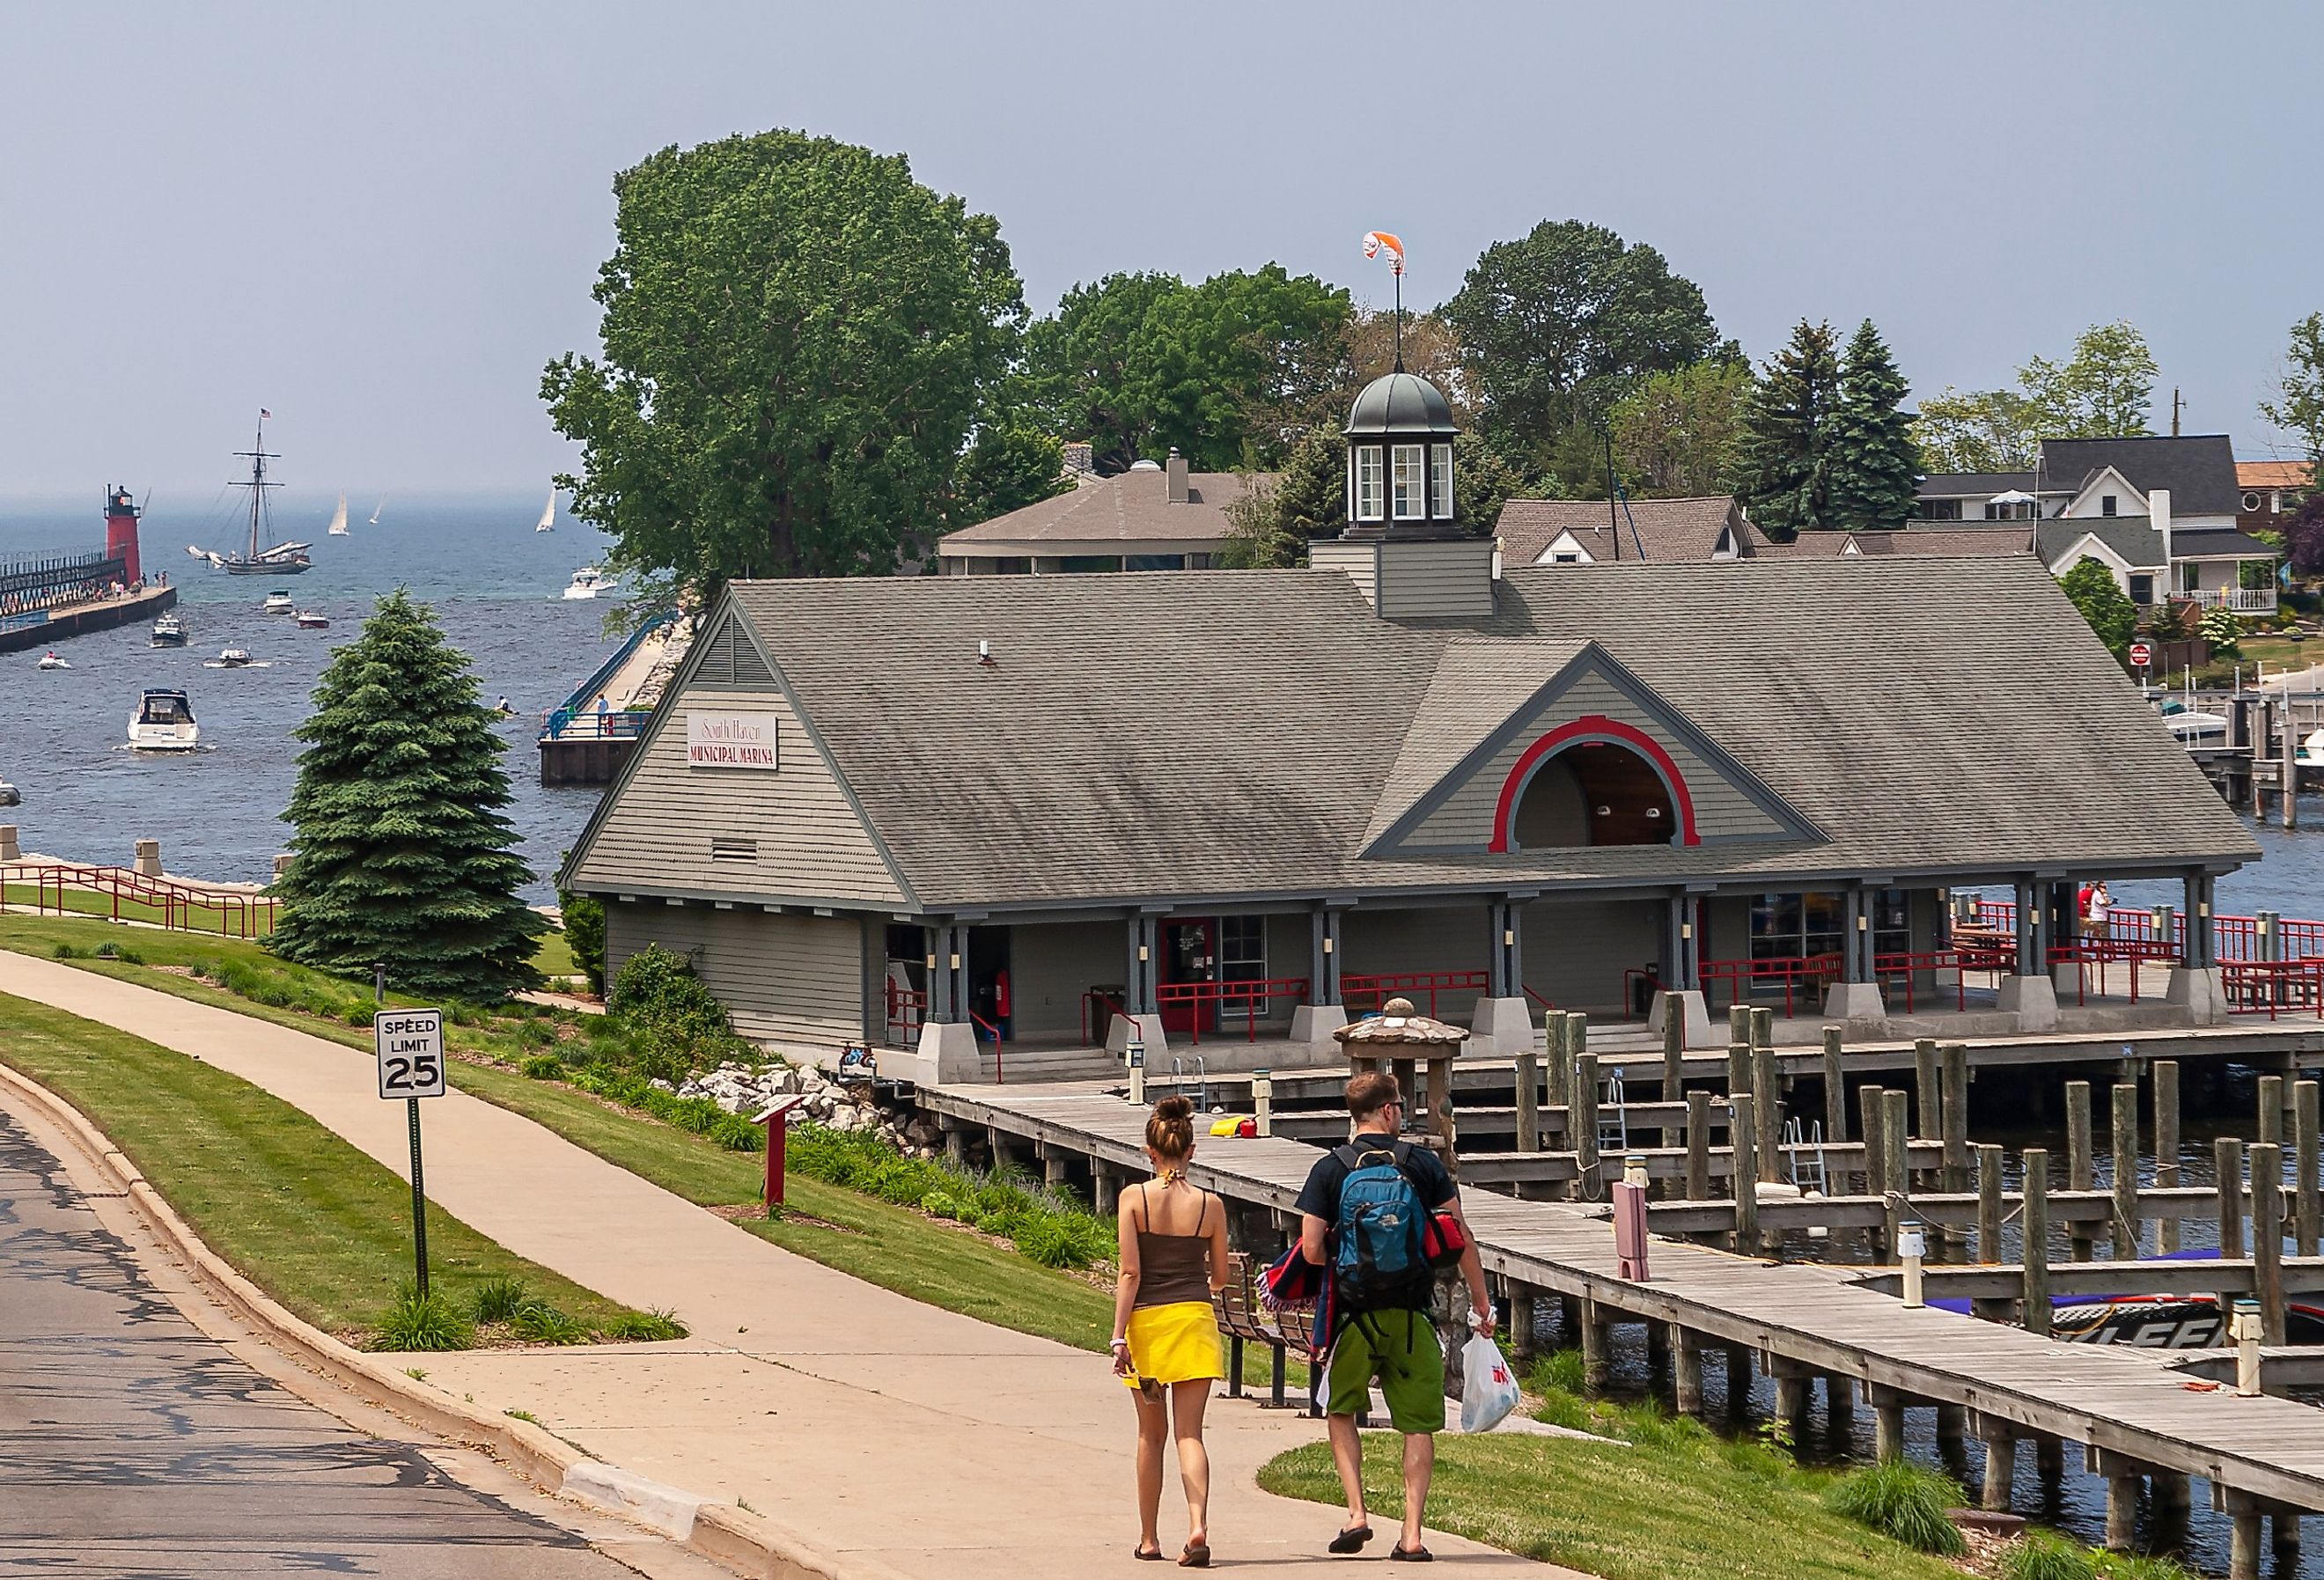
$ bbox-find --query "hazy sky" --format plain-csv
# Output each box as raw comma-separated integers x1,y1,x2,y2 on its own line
4,1,2318,506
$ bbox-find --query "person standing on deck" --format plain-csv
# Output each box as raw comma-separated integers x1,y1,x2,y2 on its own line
1296,1071,1493,1563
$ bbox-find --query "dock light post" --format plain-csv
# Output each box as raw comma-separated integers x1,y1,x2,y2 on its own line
1614,1155,1651,1281
2234,1297,2265,1397
1251,1069,1272,1136
754,1096,806,1210
1126,1034,1146,1106
1900,1220,1927,1308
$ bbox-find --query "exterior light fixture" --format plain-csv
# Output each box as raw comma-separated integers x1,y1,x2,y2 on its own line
1594,805,1612,816
1645,806,1663,819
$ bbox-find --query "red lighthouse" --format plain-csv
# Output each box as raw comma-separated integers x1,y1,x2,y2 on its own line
105,486,142,584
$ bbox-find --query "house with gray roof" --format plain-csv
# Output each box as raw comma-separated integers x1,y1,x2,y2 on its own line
1495,496,1750,564
563,371,2258,1084
935,451,1264,576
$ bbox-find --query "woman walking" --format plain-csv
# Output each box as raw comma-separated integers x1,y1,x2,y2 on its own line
1111,1094,1230,1567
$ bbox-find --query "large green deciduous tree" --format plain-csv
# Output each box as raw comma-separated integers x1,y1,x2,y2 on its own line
1911,321,2158,473
271,591,544,1002
2259,312,2324,489
1443,219,1731,481
1734,320,1842,540
2057,558,2137,658
543,129,1026,603
1910,387,2036,474
1826,320,1922,529
1607,359,1751,496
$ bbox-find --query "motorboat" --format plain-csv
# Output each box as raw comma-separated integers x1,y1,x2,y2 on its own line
217,647,253,667
127,688,199,752
0,778,17,807
563,566,614,599
35,650,70,670
151,612,188,647
2156,699,2227,746
262,589,295,614
294,610,329,629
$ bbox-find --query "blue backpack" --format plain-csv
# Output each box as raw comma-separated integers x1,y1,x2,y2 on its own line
1332,1143,1427,1307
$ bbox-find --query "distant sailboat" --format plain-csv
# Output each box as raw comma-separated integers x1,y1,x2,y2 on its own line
327,492,349,536
368,496,385,526
535,489,556,533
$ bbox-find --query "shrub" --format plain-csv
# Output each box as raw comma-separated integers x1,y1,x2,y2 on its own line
471,1275,532,1325
921,1190,968,1220
608,944,748,1076
1997,1530,2098,1580
370,1282,474,1352
520,1055,563,1080
51,943,78,959
511,1301,591,1345
1823,1459,1967,1557
605,1307,688,1342
1013,1212,1113,1270
559,886,607,995
1533,1349,1587,1396
517,1017,557,1048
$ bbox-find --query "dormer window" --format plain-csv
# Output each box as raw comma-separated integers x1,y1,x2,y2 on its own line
1392,445,1426,519
1430,445,1452,518
2101,495,2118,517
1352,445,1384,521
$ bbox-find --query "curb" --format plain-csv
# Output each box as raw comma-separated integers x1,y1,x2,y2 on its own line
0,1058,886,1580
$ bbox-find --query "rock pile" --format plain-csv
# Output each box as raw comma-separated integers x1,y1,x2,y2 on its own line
671,1061,943,1158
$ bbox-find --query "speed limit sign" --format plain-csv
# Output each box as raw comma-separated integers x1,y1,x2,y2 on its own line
375,1008,445,1099
2128,639,2154,669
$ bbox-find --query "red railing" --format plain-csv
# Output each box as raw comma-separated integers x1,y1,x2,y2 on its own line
1081,988,1128,1047
1151,975,1309,1045
2047,944,2145,1006
1341,969,1487,1019
1699,953,1844,1018
1872,948,2008,1014
2284,918,2324,959
0,862,279,938
884,979,925,1046
2225,959,2324,1018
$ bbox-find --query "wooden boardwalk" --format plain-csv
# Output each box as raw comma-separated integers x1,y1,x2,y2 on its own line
926,1078,2324,1534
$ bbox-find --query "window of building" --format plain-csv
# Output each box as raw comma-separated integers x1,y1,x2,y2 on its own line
1747,891,1906,965
1983,500,2034,520
1509,742,1675,849
983,556,1031,575
2129,573,2155,605
1429,445,1453,518
1219,915,1266,985
1923,498,1963,521
2246,491,2265,513
1058,555,1123,573
2101,495,2118,517
1124,554,1188,571
1551,552,1583,563
1392,445,1426,519
1352,446,1383,521
2178,562,2201,594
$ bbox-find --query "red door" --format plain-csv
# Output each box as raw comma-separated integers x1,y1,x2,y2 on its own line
1159,919,1216,1035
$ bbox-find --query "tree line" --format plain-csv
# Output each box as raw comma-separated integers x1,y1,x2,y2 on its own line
544,128,2311,598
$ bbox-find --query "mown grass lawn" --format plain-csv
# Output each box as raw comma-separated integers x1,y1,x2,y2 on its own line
0,989,647,1345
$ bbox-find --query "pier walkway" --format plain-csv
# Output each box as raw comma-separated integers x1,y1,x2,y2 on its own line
926,1077,2324,1571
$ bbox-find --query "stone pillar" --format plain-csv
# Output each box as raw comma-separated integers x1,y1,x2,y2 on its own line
0,826,18,862
272,851,294,878
134,838,162,878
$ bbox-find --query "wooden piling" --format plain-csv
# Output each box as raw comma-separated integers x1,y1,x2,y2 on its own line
1751,1046,1780,1184
2066,1080,2093,1261
1725,1039,1749,1106
2218,1136,2247,1260
2231,1503,2263,1580
1825,1375,1854,1438
1722,1344,1753,1417
1672,1325,1703,1416
1773,1369,1811,1430
1579,1292,1607,1390
1685,1091,1710,1203
1941,1043,1970,1257
1660,1011,1684,1149
1727,1003,1751,1047
1507,1287,1536,1361
1820,1025,1846,1152
2260,1073,2285,1147
1543,1011,1570,1109
1880,1088,1908,1256
1857,1084,1886,1225
2254,1141,2287,1346
2298,1080,2320,1258
1980,1419,2016,1511
1749,1004,1772,1053
1514,1047,1540,1154
2112,1082,2142,1260
2156,1061,2182,1253
2021,1148,2050,1336
1869,1384,1907,1462
1572,1052,1601,1202
1731,1092,1759,1253
1913,1038,1940,1165
1977,1144,2004,1262
2105,1475,2140,1552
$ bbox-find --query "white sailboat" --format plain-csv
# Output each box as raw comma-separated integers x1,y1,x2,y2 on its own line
535,488,557,533
327,492,349,536
368,496,385,526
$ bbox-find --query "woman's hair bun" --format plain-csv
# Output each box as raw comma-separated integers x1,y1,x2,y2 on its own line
1153,1094,1194,1121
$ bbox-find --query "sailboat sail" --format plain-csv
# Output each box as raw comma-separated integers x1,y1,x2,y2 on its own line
327,493,349,535
535,489,556,533
369,496,385,525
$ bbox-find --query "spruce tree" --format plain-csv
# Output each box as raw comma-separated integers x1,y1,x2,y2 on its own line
1828,320,1923,530
1735,320,1842,540
270,589,545,1002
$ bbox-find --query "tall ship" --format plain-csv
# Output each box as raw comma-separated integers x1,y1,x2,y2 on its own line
188,414,312,576
0,486,178,655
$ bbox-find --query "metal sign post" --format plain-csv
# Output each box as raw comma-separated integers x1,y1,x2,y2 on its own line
374,1004,445,1296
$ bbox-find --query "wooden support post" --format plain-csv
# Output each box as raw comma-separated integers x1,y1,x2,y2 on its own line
1660,1011,1684,1150
2112,1081,2142,1260
1913,1038,1939,1158
1672,1325,1703,1417
1042,1144,1068,1191
2299,1080,2320,1258
2156,1060,2182,1253
1857,1084,1886,1211
1933,1403,1967,1457
2105,1475,2140,1553
1978,1144,2004,1264
1725,1040,1749,1106
1092,1162,1118,1215
2254,1142,2287,1346
944,1126,967,1167
2260,1072,2285,1147
1731,1092,1760,1253
2230,1502,2263,1580
1507,1287,1536,1361
1773,1370,1811,1429
1880,1087,1908,1257
1820,1024,1846,1150
1751,1046,1780,1184
1940,1044,1970,1250
1579,1292,1608,1391
1543,1012,1570,1109
1722,1343,1753,1417
2218,1136,2247,1260
2066,1080,2093,1261
1559,1293,1582,1341
1825,1374,1854,1438
1749,1004,1773,1052
2034,1436,2063,1485
1573,1052,1601,1202
2274,1511,2302,1572
1727,1003,1751,1047
1685,1091,1710,1203
2021,1149,2050,1335
1514,1047,1540,1154
1868,1385,1906,1462
1979,1418,2015,1511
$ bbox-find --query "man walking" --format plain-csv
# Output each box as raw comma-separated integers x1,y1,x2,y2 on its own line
1297,1071,1493,1562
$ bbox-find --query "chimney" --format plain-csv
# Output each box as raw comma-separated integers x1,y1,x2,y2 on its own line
1166,448,1189,504
2152,487,2172,571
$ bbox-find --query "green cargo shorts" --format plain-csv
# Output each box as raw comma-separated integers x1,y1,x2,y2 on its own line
1325,1309,1445,1434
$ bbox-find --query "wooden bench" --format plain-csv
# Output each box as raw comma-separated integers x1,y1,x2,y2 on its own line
1213,1250,1325,1415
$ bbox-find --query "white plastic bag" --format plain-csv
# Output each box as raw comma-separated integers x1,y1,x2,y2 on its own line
1459,1333,1520,1434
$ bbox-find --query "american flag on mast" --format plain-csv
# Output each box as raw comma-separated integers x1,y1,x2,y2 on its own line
1361,231,1404,276
259,408,271,419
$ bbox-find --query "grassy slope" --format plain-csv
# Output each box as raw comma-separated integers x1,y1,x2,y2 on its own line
1260,1429,1964,1580
0,989,643,1341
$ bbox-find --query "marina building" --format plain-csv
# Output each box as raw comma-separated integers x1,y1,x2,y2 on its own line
563,371,2261,1080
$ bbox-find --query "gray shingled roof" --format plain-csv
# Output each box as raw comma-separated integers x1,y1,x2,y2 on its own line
703,558,2254,911
1918,472,2035,498
2170,528,2281,560
2039,518,2165,569
937,467,1264,551
2040,436,2239,518
1496,496,1741,563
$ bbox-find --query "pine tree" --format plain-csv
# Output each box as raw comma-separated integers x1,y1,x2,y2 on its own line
1828,320,1923,530
270,589,545,1002
1734,320,1842,540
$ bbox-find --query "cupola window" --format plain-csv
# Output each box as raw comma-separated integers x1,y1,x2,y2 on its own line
1352,445,1384,522
1429,445,1453,518
1392,445,1426,520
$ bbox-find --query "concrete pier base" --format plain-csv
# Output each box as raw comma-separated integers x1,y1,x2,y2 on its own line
892,1021,983,1085
133,838,161,878
1288,1003,1349,1047
1469,996,1537,1058
1648,988,1716,1049
1104,1012,1169,1060
2165,966,2230,1027
1820,981,1888,1035
1997,974,2059,1033
0,827,18,861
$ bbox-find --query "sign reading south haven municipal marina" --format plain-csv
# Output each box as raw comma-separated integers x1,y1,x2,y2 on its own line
687,712,780,770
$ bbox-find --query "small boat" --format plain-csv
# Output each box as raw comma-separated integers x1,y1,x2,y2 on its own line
36,651,69,670
563,566,614,599
368,496,385,526
128,688,199,752
263,590,295,614
327,492,349,536
535,488,556,533
217,647,253,667
0,778,18,808
151,612,188,647
294,610,329,629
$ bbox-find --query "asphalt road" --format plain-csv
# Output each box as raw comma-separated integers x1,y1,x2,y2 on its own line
0,1112,644,1578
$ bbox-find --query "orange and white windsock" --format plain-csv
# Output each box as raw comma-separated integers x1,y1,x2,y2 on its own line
1362,231,1404,276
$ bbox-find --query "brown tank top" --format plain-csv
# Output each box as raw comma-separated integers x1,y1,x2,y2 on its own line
1132,1189,1215,1309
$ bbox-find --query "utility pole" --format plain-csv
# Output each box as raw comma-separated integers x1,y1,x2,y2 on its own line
2173,387,2184,437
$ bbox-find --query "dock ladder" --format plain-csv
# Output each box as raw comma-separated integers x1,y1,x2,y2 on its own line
1599,1066,1630,1156
1781,1118,1829,1194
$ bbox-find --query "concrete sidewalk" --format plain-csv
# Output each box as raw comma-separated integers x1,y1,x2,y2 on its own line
0,952,1564,1577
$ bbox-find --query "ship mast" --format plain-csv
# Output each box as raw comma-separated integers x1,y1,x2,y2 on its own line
230,413,280,561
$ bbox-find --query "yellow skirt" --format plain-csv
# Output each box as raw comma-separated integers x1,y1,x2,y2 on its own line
1122,1300,1225,1389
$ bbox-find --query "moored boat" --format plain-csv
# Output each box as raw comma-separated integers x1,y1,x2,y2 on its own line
127,688,199,751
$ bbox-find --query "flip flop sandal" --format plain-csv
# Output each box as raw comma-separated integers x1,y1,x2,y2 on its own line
1180,1543,1211,1568
1133,1546,1166,1562
1328,1525,1373,1554
1388,1543,1434,1562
